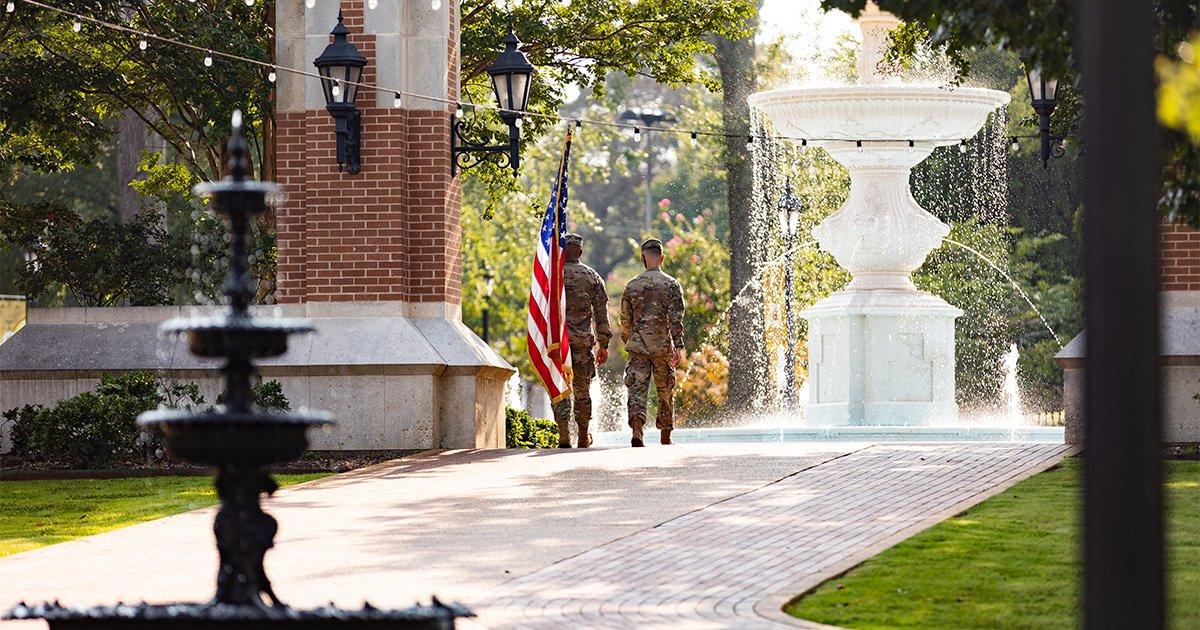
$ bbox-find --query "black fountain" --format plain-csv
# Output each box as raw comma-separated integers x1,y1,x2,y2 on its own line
6,113,471,629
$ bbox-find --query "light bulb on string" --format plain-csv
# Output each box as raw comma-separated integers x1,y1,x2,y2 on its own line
800,138,807,151
244,0,255,6
856,140,863,153
575,120,582,130
690,131,698,147
203,52,213,67
455,104,464,119
138,39,148,51
745,135,754,151
267,68,277,83
331,80,340,98
1009,137,1020,154
633,126,640,141
514,118,523,129
368,0,378,9
5,3,15,14
72,20,82,32
393,92,402,108
431,0,442,9
305,0,315,8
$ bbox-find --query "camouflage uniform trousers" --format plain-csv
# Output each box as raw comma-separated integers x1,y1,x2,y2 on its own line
552,343,598,445
624,352,676,440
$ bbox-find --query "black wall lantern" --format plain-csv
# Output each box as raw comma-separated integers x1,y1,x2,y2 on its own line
1026,65,1065,169
451,32,535,175
314,11,367,174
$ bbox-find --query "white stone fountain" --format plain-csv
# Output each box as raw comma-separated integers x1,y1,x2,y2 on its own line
748,4,1010,426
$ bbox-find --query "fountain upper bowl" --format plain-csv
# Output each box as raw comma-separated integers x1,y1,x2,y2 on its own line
748,85,1010,147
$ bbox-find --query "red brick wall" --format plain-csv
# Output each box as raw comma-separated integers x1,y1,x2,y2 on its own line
274,3,461,304
1161,221,1200,291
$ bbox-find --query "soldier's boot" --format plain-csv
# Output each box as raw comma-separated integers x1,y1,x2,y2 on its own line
576,422,592,448
555,419,572,448
660,428,672,445
630,421,645,447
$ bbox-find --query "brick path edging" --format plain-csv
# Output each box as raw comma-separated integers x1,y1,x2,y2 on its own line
753,444,1081,628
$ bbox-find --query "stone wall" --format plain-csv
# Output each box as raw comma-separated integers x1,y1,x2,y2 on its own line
0,304,512,453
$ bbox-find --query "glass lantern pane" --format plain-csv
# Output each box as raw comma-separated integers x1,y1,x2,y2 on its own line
492,74,509,110
1044,77,1059,101
319,66,335,106
510,73,530,111
345,65,363,103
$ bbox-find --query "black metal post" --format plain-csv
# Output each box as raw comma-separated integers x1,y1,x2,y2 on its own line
1080,1,1162,628
482,307,490,344
783,229,796,409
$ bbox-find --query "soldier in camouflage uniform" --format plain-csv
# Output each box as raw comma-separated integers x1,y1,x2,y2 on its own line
551,233,612,448
620,238,685,447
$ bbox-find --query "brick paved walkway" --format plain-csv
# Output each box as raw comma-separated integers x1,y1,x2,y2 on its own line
0,442,1069,629
472,443,1070,628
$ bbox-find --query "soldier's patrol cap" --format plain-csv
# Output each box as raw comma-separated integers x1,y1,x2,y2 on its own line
564,233,583,247
640,238,664,253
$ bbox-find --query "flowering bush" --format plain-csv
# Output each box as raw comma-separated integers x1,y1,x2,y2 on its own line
674,343,729,426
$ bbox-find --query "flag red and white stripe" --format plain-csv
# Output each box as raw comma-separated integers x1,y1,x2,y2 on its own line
527,133,573,402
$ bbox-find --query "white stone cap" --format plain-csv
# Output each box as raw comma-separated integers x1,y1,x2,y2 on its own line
1055,290,1200,364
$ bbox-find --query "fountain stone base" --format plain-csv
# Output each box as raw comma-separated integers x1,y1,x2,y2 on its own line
803,287,960,426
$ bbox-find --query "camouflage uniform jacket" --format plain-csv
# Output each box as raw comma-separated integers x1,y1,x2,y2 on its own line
620,268,685,357
564,260,611,350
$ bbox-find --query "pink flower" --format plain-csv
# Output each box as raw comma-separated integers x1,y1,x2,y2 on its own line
660,211,671,222
693,215,704,224
675,213,685,223
666,236,684,250
658,198,672,208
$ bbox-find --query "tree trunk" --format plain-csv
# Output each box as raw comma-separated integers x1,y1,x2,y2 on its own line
713,18,764,412
116,110,147,222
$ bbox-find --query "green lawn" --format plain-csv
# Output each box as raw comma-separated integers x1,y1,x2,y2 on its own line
787,458,1200,629
0,474,329,557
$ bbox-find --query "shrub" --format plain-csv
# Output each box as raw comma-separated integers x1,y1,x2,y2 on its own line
505,406,558,449
4,372,290,469
675,343,730,426
217,379,291,412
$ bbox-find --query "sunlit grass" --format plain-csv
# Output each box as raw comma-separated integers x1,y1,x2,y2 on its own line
787,458,1200,629
0,474,329,557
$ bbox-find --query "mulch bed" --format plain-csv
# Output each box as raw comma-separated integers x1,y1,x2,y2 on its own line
0,450,425,481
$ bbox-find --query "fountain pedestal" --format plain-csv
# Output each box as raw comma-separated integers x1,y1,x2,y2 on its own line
802,144,960,426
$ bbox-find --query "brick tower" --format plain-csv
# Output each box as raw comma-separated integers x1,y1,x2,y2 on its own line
268,0,513,448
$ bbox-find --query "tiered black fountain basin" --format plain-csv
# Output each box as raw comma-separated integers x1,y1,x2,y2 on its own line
6,114,472,629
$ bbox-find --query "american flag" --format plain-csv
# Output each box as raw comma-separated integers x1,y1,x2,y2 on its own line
527,133,574,403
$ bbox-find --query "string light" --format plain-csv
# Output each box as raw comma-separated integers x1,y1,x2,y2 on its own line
393,92,402,108
1010,137,1020,153
745,135,754,151
633,126,641,140
958,139,967,153
514,118,523,129
15,0,1011,153
856,140,863,152
330,80,340,98
431,0,442,10
455,103,464,119
908,140,915,147
575,119,582,130
368,0,378,9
